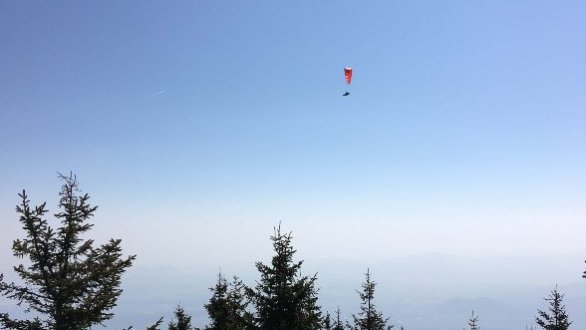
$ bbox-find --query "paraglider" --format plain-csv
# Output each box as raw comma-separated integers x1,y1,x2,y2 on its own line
343,67,352,96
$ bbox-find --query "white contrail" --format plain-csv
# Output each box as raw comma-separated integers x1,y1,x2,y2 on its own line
145,90,167,98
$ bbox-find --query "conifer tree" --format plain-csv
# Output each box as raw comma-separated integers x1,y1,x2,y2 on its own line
465,310,480,330
147,318,165,330
205,273,253,329
248,224,322,330
169,305,193,330
348,269,393,330
582,260,585,278
205,272,230,329
0,174,135,330
332,307,345,330
226,276,254,329
122,317,164,330
324,311,332,330
535,286,571,330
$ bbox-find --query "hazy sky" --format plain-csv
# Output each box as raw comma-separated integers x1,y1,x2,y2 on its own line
1,0,585,284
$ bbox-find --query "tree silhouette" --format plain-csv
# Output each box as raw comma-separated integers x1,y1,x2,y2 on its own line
169,305,193,330
247,224,322,330
535,286,571,330
348,269,393,330
332,307,345,330
324,311,333,330
205,273,253,329
465,310,479,330
0,173,135,330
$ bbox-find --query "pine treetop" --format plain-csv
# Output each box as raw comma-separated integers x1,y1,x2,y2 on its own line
248,224,322,330
465,310,480,330
0,174,135,330
535,286,572,330
349,268,393,330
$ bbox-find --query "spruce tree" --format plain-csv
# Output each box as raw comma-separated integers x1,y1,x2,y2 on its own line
333,307,345,330
0,173,135,330
465,310,480,330
324,311,332,330
348,269,393,330
122,317,164,330
535,286,571,330
169,305,193,330
147,318,165,330
226,276,254,329
248,224,322,330
205,273,253,329
205,272,230,329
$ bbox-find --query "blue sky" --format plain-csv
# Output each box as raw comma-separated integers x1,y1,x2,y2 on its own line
1,0,586,291
2,1,586,328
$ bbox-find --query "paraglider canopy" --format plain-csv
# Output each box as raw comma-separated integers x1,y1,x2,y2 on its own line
343,67,352,96
344,67,352,84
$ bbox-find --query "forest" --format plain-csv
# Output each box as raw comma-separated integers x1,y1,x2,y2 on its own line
0,175,583,330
